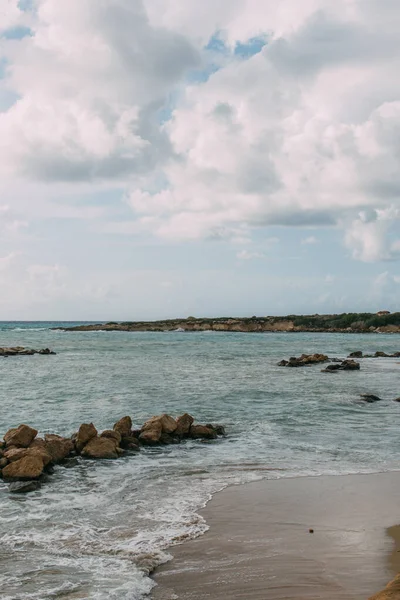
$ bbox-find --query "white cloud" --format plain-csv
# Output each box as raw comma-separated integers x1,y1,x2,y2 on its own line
0,0,399,265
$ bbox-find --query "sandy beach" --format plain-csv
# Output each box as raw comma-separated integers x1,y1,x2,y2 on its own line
152,472,400,600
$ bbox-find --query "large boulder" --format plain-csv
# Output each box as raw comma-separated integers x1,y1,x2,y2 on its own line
4,424,38,448
113,416,132,438
81,437,118,459
190,425,218,440
119,435,140,451
44,434,74,462
75,423,97,453
101,430,122,444
4,446,52,467
159,414,178,434
138,414,176,443
175,413,194,437
2,455,45,480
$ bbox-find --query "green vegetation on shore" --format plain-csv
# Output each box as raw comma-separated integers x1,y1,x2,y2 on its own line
57,312,400,333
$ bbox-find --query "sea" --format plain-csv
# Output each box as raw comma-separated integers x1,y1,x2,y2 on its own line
0,322,399,599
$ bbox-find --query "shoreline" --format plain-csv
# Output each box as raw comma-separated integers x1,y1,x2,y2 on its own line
151,472,400,600
54,313,400,334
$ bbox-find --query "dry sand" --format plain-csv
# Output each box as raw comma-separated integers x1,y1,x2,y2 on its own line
152,472,400,600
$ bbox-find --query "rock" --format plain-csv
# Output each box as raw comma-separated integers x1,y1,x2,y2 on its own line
322,360,360,372
62,457,79,468
4,424,38,448
190,425,218,440
341,359,360,370
2,455,45,480
120,436,140,450
0,457,8,468
280,354,329,367
348,351,363,358
360,394,382,403
44,434,74,462
175,413,194,437
393,398,400,403
160,433,180,445
322,364,342,372
159,414,178,434
81,437,118,459
101,430,122,444
9,481,41,494
206,424,226,436
139,417,163,444
75,423,97,453
113,416,132,438
4,446,52,467
375,351,390,357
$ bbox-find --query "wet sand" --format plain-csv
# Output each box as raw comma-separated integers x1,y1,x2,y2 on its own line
152,472,400,600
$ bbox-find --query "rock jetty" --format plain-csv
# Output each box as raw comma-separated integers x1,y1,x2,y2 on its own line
0,415,226,493
0,347,56,357
54,312,400,334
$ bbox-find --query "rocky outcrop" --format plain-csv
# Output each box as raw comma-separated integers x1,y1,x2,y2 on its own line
190,425,217,440
1,414,226,492
0,347,56,357
278,354,329,367
55,312,400,334
322,360,360,372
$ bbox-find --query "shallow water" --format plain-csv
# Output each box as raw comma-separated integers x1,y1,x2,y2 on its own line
0,323,399,599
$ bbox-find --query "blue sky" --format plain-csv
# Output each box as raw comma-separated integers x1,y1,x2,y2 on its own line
0,0,399,320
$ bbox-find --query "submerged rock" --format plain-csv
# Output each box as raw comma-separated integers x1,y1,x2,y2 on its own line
322,360,360,373
360,394,382,403
9,480,41,494
190,425,218,440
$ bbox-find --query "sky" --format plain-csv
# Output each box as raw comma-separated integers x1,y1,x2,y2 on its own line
0,0,400,320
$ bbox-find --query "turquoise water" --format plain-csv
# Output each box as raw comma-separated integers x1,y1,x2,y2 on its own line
0,323,399,599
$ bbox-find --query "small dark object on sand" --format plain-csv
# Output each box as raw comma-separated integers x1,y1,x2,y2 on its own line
309,528,314,534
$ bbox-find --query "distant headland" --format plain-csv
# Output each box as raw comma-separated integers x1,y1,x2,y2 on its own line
55,312,400,333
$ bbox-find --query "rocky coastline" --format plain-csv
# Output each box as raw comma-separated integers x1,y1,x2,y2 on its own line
0,415,226,494
54,312,400,334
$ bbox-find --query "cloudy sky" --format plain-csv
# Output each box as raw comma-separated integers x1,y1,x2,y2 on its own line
0,0,400,320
